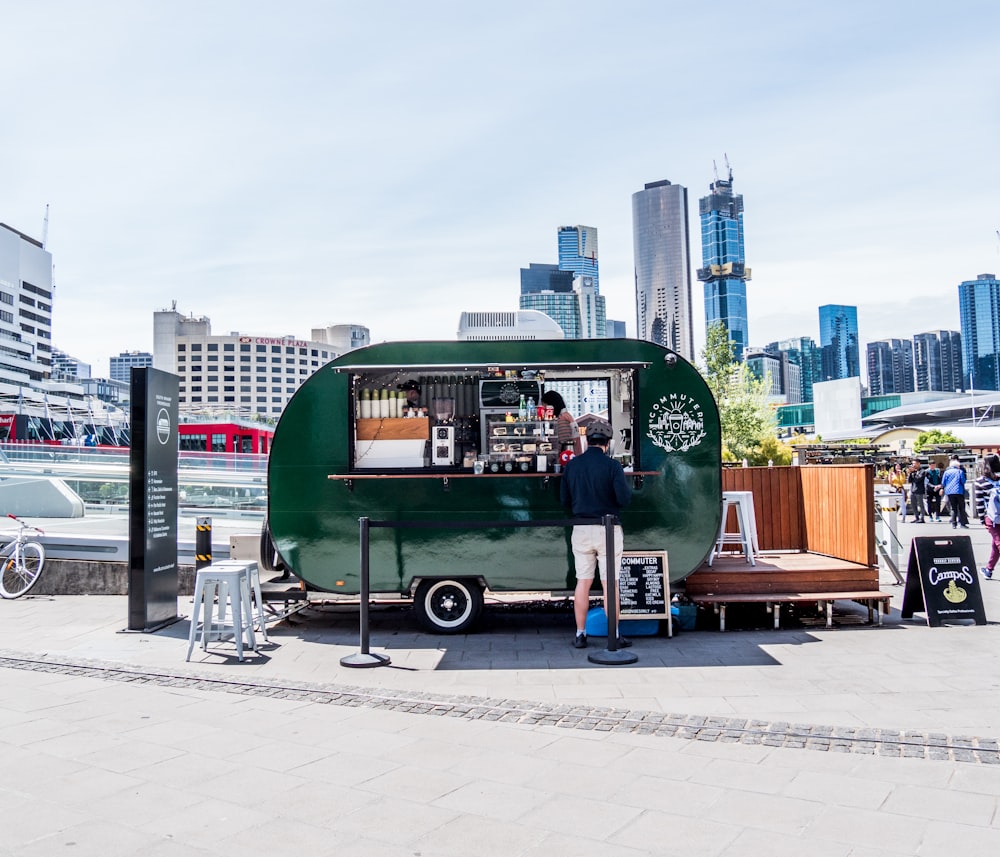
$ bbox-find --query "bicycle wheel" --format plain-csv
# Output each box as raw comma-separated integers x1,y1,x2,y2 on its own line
0,542,44,598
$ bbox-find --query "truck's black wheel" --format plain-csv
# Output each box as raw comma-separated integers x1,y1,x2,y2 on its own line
259,517,289,576
413,579,483,634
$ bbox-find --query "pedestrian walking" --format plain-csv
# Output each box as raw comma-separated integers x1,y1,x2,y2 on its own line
907,461,927,523
890,463,907,521
926,460,943,521
982,467,1000,580
975,454,1000,523
941,456,969,528
559,417,632,649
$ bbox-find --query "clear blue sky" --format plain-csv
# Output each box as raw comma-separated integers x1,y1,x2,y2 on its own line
3,0,997,377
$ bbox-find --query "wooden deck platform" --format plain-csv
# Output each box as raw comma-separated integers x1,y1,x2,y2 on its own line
684,551,891,630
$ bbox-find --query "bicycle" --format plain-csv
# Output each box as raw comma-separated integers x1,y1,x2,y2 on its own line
0,514,45,599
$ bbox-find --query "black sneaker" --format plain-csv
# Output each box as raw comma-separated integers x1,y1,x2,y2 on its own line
573,633,587,649
616,636,633,648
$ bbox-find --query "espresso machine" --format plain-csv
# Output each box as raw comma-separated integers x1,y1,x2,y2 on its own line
431,397,455,466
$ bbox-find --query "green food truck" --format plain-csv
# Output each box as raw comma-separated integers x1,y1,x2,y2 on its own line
267,338,722,632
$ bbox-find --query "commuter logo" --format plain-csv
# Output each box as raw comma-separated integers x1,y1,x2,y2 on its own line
497,382,521,405
646,393,705,452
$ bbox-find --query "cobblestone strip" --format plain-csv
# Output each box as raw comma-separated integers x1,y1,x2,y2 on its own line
1,650,997,765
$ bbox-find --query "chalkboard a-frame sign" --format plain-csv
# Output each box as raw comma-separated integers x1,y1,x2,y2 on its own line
900,536,987,627
618,551,671,625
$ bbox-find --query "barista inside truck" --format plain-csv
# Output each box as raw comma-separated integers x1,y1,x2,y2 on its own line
397,379,421,408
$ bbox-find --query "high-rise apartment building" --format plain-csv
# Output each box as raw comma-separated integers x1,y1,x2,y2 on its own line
746,346,801,403
940,330,964,392
51,349,92,381
0,223,53,387
819,304,860,381
866,339,914,395
913,330,963,393
632,180,694,361
0,222,127,437
698,167,751,361
109,350,152,383
958,273,1000,390
153,307,357,418
557,225,599,291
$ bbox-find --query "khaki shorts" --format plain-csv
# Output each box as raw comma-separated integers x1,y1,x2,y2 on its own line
571,524,624,581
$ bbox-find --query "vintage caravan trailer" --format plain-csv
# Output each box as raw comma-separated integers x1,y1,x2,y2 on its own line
267,339,721,632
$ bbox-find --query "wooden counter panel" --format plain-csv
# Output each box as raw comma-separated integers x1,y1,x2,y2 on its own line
355,417,429,440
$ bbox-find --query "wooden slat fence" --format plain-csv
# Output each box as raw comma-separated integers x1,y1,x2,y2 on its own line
720,464,875,566
721,466,803,551
800,464,876,567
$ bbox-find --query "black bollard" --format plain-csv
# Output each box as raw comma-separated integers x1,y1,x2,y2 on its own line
341,516,391,668
195,517,212,569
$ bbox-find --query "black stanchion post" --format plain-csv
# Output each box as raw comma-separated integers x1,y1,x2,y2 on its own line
588,514,638,666
341,516,390,668
605,514,619,653
195,517,212,569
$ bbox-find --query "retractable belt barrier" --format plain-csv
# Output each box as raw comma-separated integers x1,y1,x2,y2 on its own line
340,514,638,668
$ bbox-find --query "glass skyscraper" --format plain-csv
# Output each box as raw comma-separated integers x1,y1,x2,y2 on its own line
698,168,750,361
520,263,574,296
557,225,599,292
818,304,860,381
632,180,694,362
959,273,1000,390
519,229,606,341
520,228,608,414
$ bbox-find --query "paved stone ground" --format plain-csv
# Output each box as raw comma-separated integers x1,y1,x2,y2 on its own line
1,516,999,855
2,651,999,765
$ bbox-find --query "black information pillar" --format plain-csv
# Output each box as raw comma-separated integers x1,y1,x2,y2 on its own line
128,368,180,631
900,536,987,627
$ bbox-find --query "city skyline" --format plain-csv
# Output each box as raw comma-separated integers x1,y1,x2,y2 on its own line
2,2,996,377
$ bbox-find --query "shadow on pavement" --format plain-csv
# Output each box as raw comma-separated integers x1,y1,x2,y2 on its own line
255,600,885,670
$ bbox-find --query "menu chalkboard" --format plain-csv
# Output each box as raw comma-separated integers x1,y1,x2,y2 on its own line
618,551,670,620
900,536,987,627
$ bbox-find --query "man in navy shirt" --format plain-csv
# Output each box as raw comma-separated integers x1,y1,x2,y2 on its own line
560,417,632,648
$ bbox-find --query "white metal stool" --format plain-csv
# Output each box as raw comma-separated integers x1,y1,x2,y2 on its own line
210,560,269,642
708,490,759,566
186,564,258,661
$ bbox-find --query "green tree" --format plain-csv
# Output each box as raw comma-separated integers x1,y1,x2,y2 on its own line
701,321,782,465
914,429,963,453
